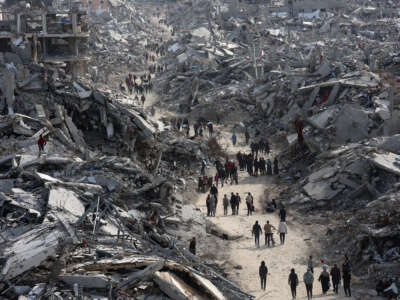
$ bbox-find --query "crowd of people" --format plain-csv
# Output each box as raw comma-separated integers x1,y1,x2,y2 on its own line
258,255,356,300
237,150,279,177
120,73,152,106
189,121,398,300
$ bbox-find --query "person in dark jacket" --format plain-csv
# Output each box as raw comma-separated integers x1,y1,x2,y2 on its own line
273,157,279,175
288,268,299,299
245,129,250,145
235,192,241,215
267,159,272,175
318,266,330,295
330,264,341,294
223,194,229,216
279,206,287,222
252,221,262,248
210,184,218,207
259,261,268,290
342,255,352,297
303,268,314,300
230,193,236,215
189,237,196,255
38,134,47,157
206,194,211,217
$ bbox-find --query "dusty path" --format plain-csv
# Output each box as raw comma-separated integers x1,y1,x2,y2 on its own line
195,129,354,300
130,10,355,300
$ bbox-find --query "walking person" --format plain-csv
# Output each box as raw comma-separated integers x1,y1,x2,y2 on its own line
230,192,236,215
223,194,229,216
264,221,276,247
207,121,213,137
273,157,279,175
214,173,219,187
308,256,314,274
37,134,47,157
342,255,352,297
235,192,241,215
330,264,341,294
232,133,237,146
318,266,331,295
252,221,262,248
206,194,211,217
210,194,216,217
288,268,299,299
246,192,254,216
279,206,287,222
259,261,268,290
303,268,314,300
278,221,288,244
210,184,218,207
245,128,250,145
189,237,196,255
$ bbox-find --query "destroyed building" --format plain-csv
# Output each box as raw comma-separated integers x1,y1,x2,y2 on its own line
0,0,88,72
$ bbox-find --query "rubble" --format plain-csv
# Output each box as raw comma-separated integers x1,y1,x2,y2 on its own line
0,0,400,296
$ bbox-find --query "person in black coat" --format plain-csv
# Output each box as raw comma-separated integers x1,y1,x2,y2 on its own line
318,267,330,295
342,255,352,297
330,264,341,294
273,157,279,175
210,184,218,207
259,261,268,290
288,268,299,299
279,206,287,222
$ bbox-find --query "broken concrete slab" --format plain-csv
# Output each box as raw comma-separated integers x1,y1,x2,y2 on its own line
304,87,320,109
65,116,87,148
307,107,338,130
12,188,43,214
1,224,68,280
153,271,208,300
0,155,15,166
303,179,343,201
325,84,340,106
13,119,34,136
335,104,370,143
0,179,14,193
73,81,92,99
129,110,156,137
35,104,46,119
371,135,400,154
48,188,85,222
308,166,338,182
59,274,111,289
367,151,400,176
374,99,391,120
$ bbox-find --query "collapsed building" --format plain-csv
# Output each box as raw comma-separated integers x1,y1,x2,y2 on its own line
0,0,89,115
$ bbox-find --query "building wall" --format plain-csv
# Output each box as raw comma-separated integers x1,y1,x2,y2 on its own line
286,0,346,12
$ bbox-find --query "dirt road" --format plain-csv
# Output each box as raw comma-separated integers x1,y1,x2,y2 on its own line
195,129,354,300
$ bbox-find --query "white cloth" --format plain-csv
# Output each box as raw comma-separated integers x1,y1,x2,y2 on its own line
384,283,399,295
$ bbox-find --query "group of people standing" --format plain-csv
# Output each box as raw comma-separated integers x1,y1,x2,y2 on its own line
252,206,288,248
237,151,279,177
205,187,255,217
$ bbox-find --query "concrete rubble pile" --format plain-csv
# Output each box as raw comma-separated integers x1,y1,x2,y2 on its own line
156,0,400,151
0,1,253,300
